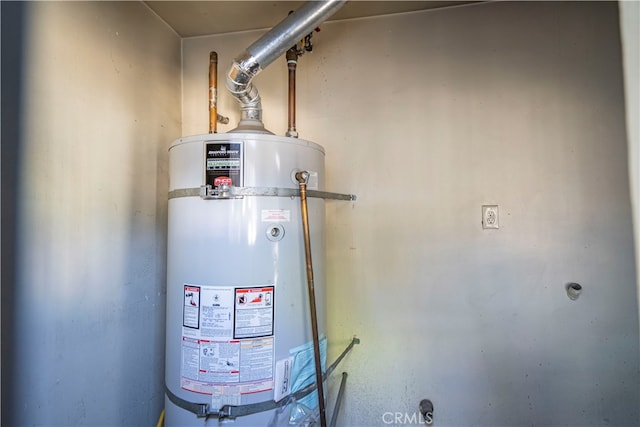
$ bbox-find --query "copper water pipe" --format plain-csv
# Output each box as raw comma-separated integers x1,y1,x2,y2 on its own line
209,51,218,133
286,47,298,138
295,170,326,427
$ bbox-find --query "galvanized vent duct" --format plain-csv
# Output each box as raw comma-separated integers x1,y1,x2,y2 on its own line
226,0,346,133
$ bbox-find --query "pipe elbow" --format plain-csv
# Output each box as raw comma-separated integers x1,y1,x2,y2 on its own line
227,52,264,125
225,0,346,133
226,60,252,92
226,62,255,100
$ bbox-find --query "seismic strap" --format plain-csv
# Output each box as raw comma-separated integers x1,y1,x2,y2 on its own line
164,336,360,420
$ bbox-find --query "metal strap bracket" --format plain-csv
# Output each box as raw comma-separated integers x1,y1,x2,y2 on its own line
168,185,356,201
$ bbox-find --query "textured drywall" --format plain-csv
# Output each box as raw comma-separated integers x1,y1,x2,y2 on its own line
182,2,638,426
3,1,181,424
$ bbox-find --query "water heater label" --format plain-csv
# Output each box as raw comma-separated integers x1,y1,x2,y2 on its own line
234,287,274,339
205,142,243,188
183,286,200,329
261,209,291,222
180,284,275,399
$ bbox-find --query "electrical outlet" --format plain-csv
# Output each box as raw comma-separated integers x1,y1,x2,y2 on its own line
482,205,499,229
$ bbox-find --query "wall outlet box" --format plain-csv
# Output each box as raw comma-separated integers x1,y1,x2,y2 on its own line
482,205,499,229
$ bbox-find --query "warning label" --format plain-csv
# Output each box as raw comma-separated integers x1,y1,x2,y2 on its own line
234,287,274,339
261,209,291,222
183,286,200,329
180,284,275,398
240,337,274,381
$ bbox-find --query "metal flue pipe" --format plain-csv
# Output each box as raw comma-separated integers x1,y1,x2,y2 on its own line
226,0,346,133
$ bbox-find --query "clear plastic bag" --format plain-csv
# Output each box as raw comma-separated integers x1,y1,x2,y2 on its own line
268,398,319,427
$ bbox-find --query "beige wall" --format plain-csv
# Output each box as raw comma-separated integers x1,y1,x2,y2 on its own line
183,2,638,426
620,0,640,333
3,1,634,425
4,1,181,424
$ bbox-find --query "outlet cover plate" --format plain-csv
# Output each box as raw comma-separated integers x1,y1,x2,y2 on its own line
482,205,499,229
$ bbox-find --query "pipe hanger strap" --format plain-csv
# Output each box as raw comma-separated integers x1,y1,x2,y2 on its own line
168,185,356,201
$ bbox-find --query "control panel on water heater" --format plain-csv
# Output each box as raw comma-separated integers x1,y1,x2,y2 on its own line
205,142,243,188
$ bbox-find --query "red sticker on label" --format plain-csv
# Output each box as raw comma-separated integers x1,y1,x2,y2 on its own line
214,176,233,187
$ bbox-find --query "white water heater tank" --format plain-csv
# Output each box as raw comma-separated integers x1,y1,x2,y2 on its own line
164,133,326,426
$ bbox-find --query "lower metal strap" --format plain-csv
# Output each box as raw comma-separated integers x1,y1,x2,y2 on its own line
164,384,210,418
164,336,360,420
168,185,356,201
164,372,317,420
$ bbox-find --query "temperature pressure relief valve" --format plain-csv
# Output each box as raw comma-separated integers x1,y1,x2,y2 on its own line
295,170,310,185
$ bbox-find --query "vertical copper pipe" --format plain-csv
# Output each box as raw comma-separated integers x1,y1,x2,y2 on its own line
295,171,326,427
209,51,218,134
286,47,298,138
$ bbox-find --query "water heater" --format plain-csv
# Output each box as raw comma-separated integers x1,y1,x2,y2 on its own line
164,133,328,426
163,2,353,424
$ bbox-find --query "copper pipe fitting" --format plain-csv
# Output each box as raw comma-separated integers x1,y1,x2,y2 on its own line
286,47,298,138
209,51,218,133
